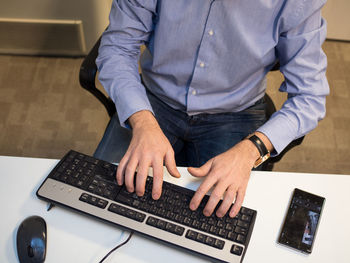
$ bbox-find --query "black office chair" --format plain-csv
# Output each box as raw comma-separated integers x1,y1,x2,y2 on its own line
79,36,304,171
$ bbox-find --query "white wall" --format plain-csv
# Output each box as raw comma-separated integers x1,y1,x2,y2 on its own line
0,0,112,52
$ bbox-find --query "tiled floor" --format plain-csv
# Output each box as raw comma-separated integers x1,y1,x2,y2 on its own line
0,40,349,175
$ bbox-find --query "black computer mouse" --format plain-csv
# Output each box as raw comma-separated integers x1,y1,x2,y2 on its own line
16,215,47,263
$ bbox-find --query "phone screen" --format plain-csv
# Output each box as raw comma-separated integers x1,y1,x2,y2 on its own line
278,188,325,253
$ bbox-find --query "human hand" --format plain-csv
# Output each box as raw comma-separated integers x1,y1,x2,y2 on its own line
188,139,260,218
116,110,181,200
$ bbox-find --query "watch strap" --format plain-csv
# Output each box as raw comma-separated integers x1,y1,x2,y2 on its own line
246,134,270,168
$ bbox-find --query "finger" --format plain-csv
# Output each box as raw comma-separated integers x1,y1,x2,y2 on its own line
164,150,181,178
135,159,151,196
190,172,216,211
203,181,226,217
187,159,213,178
216,185,236,218
124,157,138,193
229,187,246,218
151,158,164,200
116,151,131,185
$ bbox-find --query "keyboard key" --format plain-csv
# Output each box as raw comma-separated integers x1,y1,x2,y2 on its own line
156,219,167,230
165,222,176,232
200,222,210,232
241,207,254,216
79,193,89,202
146,216,158,227
241,214,251,222
227,232,237,241
205,236,215,246
196,233,206,243
235,226,247,236
214,239,225,249
97,199,108,209
218,228,228,238
236,234,246,244
231,245,243,256
237,220,249,229
174,225,185,236
89,196,98,206
185,230,197,240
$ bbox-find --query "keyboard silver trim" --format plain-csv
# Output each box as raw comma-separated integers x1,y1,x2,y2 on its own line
37,178,246,263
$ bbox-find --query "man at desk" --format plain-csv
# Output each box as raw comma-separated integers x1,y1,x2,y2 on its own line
95,0,329,218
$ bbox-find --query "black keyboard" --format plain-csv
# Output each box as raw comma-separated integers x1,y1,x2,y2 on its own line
37,150,257,263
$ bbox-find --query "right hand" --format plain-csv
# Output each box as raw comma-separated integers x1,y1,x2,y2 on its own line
116,110,181,200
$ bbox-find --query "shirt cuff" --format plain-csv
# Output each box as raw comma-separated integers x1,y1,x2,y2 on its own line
114,85,154,129
257,113,298,156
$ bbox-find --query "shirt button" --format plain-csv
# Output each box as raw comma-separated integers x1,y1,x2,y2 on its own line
191,89,197,95
208,30,214,36
199,62,205,68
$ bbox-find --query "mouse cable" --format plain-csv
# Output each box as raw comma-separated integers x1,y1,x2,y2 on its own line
98,231,134,263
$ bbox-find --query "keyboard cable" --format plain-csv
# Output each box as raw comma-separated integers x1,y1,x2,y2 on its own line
98,231,134,263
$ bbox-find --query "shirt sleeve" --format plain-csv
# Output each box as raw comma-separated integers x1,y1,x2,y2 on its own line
257,2,329,155
96,0,157,128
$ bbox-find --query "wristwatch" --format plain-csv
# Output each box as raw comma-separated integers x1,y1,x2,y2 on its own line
246,134,270,168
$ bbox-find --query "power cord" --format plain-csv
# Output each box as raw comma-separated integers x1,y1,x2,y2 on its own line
98,231,134,263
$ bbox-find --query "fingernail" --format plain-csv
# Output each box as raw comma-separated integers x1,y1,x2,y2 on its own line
190,203,196,210
152,193,159,200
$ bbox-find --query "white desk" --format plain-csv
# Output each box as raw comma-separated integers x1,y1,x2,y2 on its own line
1,156,350,263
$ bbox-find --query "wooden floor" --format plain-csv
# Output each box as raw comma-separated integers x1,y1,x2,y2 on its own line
0,40,349,175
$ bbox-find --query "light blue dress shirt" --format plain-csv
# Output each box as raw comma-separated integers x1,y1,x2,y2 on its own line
96,0,329,155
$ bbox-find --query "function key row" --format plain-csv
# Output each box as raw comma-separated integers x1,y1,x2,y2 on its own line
79,193,146,223
185,230,225,250
108,203,146,222
79,193,108,209
146,216,185,236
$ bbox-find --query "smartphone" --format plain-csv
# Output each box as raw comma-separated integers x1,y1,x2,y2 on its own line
278,188,325,254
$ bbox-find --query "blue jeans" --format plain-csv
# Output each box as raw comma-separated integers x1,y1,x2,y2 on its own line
94,91,267,167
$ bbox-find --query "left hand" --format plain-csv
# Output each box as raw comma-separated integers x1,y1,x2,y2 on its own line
188,139,259,218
